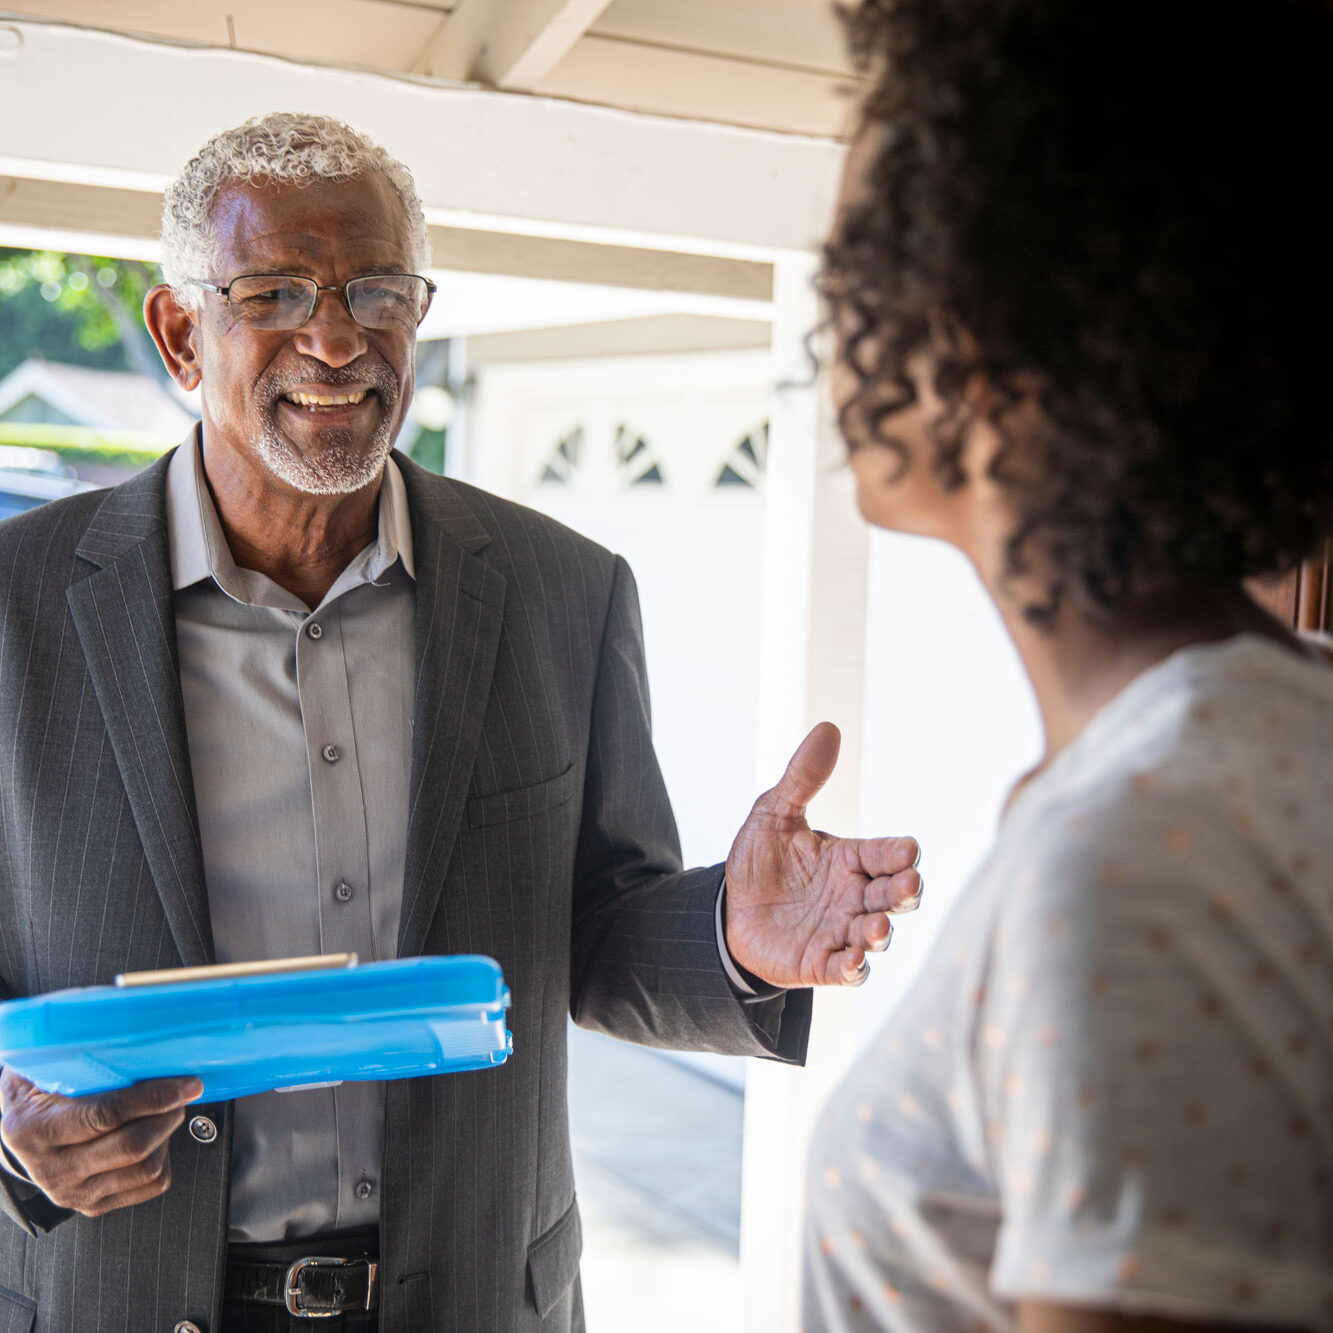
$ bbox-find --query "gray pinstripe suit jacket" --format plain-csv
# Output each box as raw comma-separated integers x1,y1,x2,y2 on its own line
0,447,811,1332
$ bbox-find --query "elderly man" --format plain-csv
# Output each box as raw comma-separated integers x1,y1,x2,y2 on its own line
0,114,920,1332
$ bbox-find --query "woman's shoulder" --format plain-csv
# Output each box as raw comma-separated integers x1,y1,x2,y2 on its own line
985,772,1328,1015
999,635,1333,910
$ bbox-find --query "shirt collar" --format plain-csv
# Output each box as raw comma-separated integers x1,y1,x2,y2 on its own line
165,426,416,606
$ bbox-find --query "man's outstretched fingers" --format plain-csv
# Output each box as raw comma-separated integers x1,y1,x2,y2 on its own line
829,946,872,987
769,722,842,816
854,868,922,917
852,835,921,880
884,869,924,914
850,912,894,954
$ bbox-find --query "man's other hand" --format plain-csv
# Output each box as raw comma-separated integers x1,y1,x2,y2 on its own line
0,1067,203,1217
724,722,922,988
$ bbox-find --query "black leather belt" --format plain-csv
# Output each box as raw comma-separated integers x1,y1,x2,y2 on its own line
224,1253,379,1319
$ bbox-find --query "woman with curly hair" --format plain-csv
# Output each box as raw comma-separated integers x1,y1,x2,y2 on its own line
803,2,1333,1330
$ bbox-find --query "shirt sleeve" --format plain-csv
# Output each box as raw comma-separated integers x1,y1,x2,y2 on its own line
975,791,1333,1326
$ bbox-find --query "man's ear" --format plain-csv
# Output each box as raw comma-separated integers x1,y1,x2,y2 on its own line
144,285,203,392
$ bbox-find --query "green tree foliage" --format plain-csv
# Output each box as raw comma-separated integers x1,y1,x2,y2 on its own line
0,248,165,382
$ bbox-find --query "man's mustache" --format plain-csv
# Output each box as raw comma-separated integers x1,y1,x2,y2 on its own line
259,358,400,406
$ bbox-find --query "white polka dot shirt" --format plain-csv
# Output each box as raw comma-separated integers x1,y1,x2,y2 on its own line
804,634,1333,1331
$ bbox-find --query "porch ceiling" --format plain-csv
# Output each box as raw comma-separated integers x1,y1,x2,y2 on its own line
0,0,863,138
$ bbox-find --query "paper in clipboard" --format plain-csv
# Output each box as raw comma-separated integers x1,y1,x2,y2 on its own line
0,954,512,1103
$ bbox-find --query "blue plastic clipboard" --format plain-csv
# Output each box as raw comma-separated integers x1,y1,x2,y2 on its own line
0,954,512,1103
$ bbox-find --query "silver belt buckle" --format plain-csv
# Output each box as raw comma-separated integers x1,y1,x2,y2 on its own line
285,1255,378,1318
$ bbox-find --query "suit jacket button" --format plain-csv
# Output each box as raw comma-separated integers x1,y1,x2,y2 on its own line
173,1322,203,1333
188,1115,218,1144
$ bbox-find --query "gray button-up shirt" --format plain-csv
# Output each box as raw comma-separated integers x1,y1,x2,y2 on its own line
166,436,415,1241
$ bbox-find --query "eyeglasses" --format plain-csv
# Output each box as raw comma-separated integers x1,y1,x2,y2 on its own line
189,273,436,331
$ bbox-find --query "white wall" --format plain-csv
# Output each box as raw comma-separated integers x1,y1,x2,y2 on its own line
464,350,775,872
855,531,1043,1042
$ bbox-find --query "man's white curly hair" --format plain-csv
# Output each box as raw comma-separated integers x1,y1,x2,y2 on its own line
160,112,432,306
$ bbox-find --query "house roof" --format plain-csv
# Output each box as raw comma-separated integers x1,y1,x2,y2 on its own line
0,358,198,439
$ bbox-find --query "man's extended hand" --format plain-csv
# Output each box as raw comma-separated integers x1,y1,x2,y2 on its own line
0,1066,202,1217
724,722,922,988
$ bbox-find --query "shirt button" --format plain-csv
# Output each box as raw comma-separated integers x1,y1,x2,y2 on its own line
322,744,340,764
307,622,323,639
355,1178,375,1200
334,880,354,903
188,1115,218,1144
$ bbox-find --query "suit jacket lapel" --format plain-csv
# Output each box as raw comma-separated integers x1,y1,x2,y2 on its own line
66,452,214,968
395,457,506,959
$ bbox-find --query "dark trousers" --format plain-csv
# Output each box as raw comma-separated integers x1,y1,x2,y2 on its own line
222,1229,378,1333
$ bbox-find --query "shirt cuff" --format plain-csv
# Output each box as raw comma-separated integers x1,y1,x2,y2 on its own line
715,878,785,1000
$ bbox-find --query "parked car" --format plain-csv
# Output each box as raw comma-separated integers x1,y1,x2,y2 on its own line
0,446,100,519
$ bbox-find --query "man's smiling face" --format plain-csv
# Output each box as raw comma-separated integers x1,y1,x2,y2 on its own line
192,170,417,498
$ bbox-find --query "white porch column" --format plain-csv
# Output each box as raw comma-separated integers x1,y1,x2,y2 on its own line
740,253,870,1332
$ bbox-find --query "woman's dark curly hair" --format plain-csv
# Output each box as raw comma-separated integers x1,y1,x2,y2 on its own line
822,0,1333,621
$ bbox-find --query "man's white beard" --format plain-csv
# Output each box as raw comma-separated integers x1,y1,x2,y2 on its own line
253,416,396,496
250,354,403,496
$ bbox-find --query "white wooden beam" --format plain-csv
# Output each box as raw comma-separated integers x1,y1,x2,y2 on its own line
465,313,771,363
0,176,163,260
411,0,616,89
409,0,494,83
742,254,869,1333
0,174,774,302
536,34,865,140
0,19,843,260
